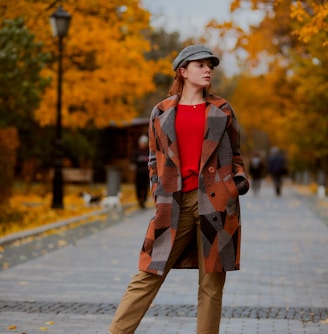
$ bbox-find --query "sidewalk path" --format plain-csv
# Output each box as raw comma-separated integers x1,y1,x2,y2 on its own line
0,182,327,333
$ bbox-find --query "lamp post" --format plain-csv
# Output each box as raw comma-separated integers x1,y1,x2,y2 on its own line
50,6,71,209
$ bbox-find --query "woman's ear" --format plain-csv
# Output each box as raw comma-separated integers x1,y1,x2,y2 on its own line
179,67,187,79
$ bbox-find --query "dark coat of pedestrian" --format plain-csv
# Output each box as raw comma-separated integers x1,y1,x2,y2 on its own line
268,147,287,196
249,153,265,195
131,135,149,208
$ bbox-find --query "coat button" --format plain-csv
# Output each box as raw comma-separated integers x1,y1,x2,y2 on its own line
208,166,215,173
210,192,215,197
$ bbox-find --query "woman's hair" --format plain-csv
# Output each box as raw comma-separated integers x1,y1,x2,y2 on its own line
168,70,185,96
168,62,212,97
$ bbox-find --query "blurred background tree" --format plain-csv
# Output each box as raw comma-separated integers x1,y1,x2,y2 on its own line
204,0,328,175
1,0,157,128
0,17,51,128
0,17,50,199
0,0,183,200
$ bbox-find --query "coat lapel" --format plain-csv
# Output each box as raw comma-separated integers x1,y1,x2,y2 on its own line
200,101,228,172
154,96,181,170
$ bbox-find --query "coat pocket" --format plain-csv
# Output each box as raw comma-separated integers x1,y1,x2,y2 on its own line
217,166,239,198
206,174,238,212
221,173,239,198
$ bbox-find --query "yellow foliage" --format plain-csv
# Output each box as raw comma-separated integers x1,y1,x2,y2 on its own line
2,0,162,128
0,183,138,238
230,0,241,12
230,60,298,157
208,0,327,169
228,0,328,46
290,1,328,45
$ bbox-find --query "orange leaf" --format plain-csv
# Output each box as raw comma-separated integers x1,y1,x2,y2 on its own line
7,325,16,330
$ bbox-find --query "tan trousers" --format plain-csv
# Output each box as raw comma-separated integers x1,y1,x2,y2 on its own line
108,190,226,334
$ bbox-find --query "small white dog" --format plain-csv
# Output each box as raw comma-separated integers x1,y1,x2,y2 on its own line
80,191,101,207
100,192,122,212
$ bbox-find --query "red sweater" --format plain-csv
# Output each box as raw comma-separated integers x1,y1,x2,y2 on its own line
175,103,206,192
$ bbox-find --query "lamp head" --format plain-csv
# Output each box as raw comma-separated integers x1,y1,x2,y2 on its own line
50,7,71,37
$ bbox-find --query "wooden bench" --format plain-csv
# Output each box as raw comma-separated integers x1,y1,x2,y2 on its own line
50,168,93,183
62,168,93,183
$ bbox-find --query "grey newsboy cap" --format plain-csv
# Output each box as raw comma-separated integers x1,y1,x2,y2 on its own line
173,45,220,71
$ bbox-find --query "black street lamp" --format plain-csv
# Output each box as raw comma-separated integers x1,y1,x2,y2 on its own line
50,6,71,209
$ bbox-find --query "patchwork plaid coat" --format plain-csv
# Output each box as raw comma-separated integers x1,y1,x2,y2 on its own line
139,94,249,275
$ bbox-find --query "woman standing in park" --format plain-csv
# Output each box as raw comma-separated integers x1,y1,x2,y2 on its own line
108,44,249,334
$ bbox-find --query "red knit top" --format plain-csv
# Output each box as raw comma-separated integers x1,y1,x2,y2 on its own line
175,103,206,192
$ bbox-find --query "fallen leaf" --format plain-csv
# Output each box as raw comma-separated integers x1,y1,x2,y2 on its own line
45,321,55,325
7,325,16,330
19,281,29,285
2,262,9,270
39,327,48,330
57,240,67,247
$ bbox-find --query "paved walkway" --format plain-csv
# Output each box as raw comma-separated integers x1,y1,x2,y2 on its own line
0,181,327,333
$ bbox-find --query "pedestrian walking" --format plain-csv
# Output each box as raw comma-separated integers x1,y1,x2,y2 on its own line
249,152,265,195
107,44,249,334
131,135,149,208
268,146,287,196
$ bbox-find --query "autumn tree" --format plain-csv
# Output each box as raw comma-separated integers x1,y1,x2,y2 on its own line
289,0,328,172
1,0,160,128
0,17,51,198
204,0,328,174
0,1,176,184
290,0,328,46
0,17,51,128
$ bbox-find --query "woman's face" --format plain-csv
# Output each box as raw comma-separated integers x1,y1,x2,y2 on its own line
180,59,213,88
